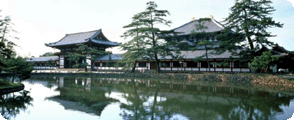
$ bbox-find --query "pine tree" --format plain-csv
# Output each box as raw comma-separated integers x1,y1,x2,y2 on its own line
121,1,172,73
120,13,147,72
218,0,283,67
0,11,16,65
224,0,283,49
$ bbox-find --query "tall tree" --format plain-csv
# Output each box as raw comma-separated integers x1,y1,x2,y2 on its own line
224,0,283,49
0,11,16,66
122,1,172,73
219,0,283,61
120,13,146,72
190,18,216,71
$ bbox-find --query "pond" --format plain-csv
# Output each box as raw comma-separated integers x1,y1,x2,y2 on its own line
1,74,294,120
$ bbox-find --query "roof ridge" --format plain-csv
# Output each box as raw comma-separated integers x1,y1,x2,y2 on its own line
66,29,101,35
172,19,198,31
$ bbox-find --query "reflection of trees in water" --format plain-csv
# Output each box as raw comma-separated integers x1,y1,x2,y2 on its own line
225,93,293,120
115,79,294,120
0,90,33,120
116,80,178,120
26,75,294,119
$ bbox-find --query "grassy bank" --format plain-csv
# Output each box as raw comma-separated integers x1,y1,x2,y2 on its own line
0,79,24,94
0,79,23,89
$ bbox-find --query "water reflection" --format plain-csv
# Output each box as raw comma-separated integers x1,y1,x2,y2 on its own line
106,79,294,120
0,90,33,120
26,75,294,120
48,77,117,116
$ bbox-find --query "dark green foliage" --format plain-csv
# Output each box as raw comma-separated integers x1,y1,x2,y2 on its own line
248,51,279,72
120,1,174,73
218,0,283,62
4,57,33,82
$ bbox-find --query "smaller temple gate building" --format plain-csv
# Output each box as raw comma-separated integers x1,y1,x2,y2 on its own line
45,29,120,69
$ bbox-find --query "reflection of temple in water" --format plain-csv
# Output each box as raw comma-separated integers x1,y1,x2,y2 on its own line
31,75,294,120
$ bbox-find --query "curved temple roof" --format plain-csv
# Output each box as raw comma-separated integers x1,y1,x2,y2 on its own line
173,18,224,36
46,29,120,48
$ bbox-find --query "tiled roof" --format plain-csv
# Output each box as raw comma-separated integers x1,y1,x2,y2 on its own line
97,50,238,62
46,29,120,47
98,54,123,61
173,18,224,36
26,56,59,62
158,50,239,60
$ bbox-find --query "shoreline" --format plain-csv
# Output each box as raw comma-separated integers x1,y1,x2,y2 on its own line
0,84,24,95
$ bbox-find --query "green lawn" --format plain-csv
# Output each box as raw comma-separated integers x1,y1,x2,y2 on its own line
0,79,23,89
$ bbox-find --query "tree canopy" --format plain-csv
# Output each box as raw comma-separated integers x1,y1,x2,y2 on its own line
120,1,174,73
216,0,283,66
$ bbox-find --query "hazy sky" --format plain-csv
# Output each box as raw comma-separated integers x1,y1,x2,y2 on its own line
0,0,294,57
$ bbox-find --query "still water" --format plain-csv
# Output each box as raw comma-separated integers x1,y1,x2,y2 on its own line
1,75,294,120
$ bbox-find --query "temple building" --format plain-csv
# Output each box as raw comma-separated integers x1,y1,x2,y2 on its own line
45,29,120,69
93,17,251,72
27,17,293,73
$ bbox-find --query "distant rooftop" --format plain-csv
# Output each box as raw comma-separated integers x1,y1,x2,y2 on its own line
46,29,120,48
26,56,59,62
97,54,123,61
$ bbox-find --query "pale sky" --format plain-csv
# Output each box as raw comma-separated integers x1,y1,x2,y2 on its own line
0,0,293,57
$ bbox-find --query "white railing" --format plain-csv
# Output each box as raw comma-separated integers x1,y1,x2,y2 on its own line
159,67,250,72
94,67,148,71
33,66,58,70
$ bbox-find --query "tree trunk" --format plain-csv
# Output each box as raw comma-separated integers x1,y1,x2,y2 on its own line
243,9,254,50
131,61,137,73
205,45,210,72
1,26,7,42
12,72,15,83
151,80,160,120
155,54,160,73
